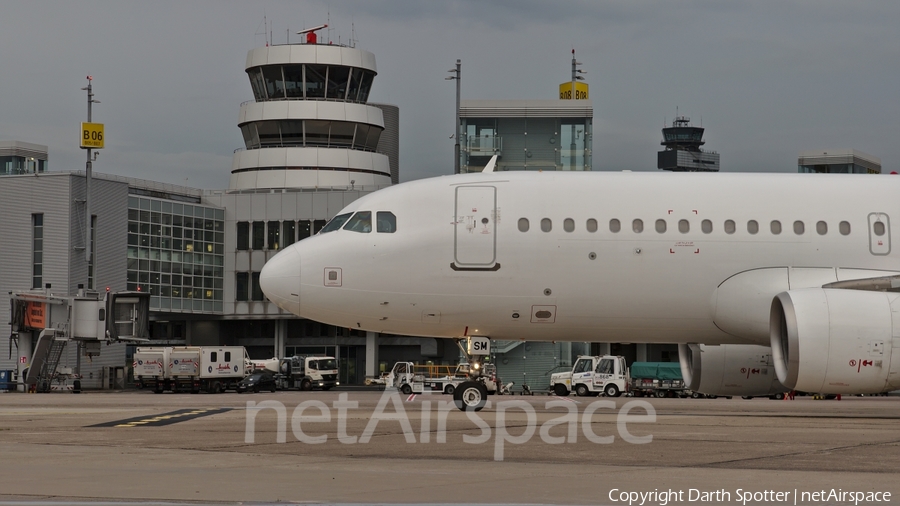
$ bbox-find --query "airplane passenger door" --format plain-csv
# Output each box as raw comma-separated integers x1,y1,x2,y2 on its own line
453,186,498,270
868,213,891,255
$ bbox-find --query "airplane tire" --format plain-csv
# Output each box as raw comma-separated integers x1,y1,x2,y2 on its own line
400,383,413,395
771,393,785,400
553,383,569,397
604,384,620,398
575,384,590,397
453,381,487,412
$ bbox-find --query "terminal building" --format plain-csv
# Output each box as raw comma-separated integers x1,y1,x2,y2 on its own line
798,149,881,174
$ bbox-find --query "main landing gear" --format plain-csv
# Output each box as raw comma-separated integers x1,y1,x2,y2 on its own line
452,336,491,412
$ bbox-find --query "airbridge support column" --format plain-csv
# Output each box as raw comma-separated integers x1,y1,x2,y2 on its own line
273,320,287,359
365,331,379,381
16,331,33,393
636,344,648,362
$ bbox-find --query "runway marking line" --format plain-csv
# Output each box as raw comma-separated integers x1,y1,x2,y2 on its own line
87,408,232,428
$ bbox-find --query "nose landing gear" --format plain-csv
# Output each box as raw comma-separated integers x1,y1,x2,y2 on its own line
453,336,492,412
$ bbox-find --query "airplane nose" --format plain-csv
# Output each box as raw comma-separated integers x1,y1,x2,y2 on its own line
260,245,301,315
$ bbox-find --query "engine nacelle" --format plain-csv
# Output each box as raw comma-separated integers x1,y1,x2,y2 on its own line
678,343,787,397
770,288,900,394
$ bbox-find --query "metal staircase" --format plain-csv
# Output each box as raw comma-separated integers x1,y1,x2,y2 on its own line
31,330,68,393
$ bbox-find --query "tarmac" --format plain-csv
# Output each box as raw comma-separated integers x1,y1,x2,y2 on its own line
0,389,898,505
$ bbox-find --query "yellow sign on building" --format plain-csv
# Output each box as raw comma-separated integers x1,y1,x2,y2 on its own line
559,82,589,100
80,122,104,149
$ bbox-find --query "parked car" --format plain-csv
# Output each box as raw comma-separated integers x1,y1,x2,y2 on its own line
237,372,277,393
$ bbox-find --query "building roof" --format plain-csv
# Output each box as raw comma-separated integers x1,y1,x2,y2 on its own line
460,99,592,118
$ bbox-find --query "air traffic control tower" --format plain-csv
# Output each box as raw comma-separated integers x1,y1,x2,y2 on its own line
231,26,393,190
657,115,720,172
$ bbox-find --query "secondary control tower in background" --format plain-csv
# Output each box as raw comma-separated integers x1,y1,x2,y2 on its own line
657,115,720,172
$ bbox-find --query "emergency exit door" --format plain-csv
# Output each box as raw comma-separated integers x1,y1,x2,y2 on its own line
868,212,891,255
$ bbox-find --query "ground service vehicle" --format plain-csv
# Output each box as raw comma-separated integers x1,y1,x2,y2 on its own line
135,346,250,393
384,361,498,395
134,347,168,393
629,362,687,398
550,355,629,397
276,355,339,391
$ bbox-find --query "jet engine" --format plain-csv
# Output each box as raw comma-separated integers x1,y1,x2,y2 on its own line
770,288,900,394
678,343,787,397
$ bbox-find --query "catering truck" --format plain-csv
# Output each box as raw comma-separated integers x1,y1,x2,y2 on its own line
135,346,250,393
550,355,629,397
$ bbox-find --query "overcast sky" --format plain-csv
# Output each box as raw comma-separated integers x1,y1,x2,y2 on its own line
2,1,898,189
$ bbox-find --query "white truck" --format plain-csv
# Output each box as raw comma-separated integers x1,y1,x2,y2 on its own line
274,355,339,391
385,362,498,395
134,346,250,393
549,355,629,397
134,347,169,393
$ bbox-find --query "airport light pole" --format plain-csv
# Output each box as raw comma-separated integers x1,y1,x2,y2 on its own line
446,59,461,174
80,77,100,266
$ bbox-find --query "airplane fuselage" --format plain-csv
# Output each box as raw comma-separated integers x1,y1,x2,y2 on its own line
260,171,899,346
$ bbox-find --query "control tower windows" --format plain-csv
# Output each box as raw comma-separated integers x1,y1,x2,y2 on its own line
240,120,383,151
248,68,266,101
263,66,286,100
327,66,350,99
305,65,327,99
347,68,363,101
283,66,304,99
248,65,377,102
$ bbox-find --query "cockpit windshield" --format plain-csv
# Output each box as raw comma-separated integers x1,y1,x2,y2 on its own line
320,213,352,234
344,211,372,233
376,211,396,233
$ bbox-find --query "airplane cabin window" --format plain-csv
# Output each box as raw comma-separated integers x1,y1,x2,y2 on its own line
564,218,575,233
701,219,712,234
840,221,851,235
794,221,805,235
586,218,598,232
874,221,886,236
518,218,529,232
344,211,372,233
376,212,397,233
609,219,621,233
771,220,782,235
679,219,690,234
747,220,759,234
632,219,643,233
541,218,552,232
724,220,736,234
655,219,667,233
320,213,352,234
817,221,828,235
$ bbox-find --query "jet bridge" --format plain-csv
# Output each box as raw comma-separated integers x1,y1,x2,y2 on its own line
8,288,149,392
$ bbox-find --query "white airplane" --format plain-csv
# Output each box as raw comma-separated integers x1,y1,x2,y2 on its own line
260,168,900,409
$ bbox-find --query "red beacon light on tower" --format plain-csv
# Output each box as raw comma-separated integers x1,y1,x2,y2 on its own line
297,24,328,45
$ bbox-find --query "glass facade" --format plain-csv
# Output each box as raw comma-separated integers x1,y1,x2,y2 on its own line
2,155,47,175
461,116,592,172
247,65,375,103
126,196,225,313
